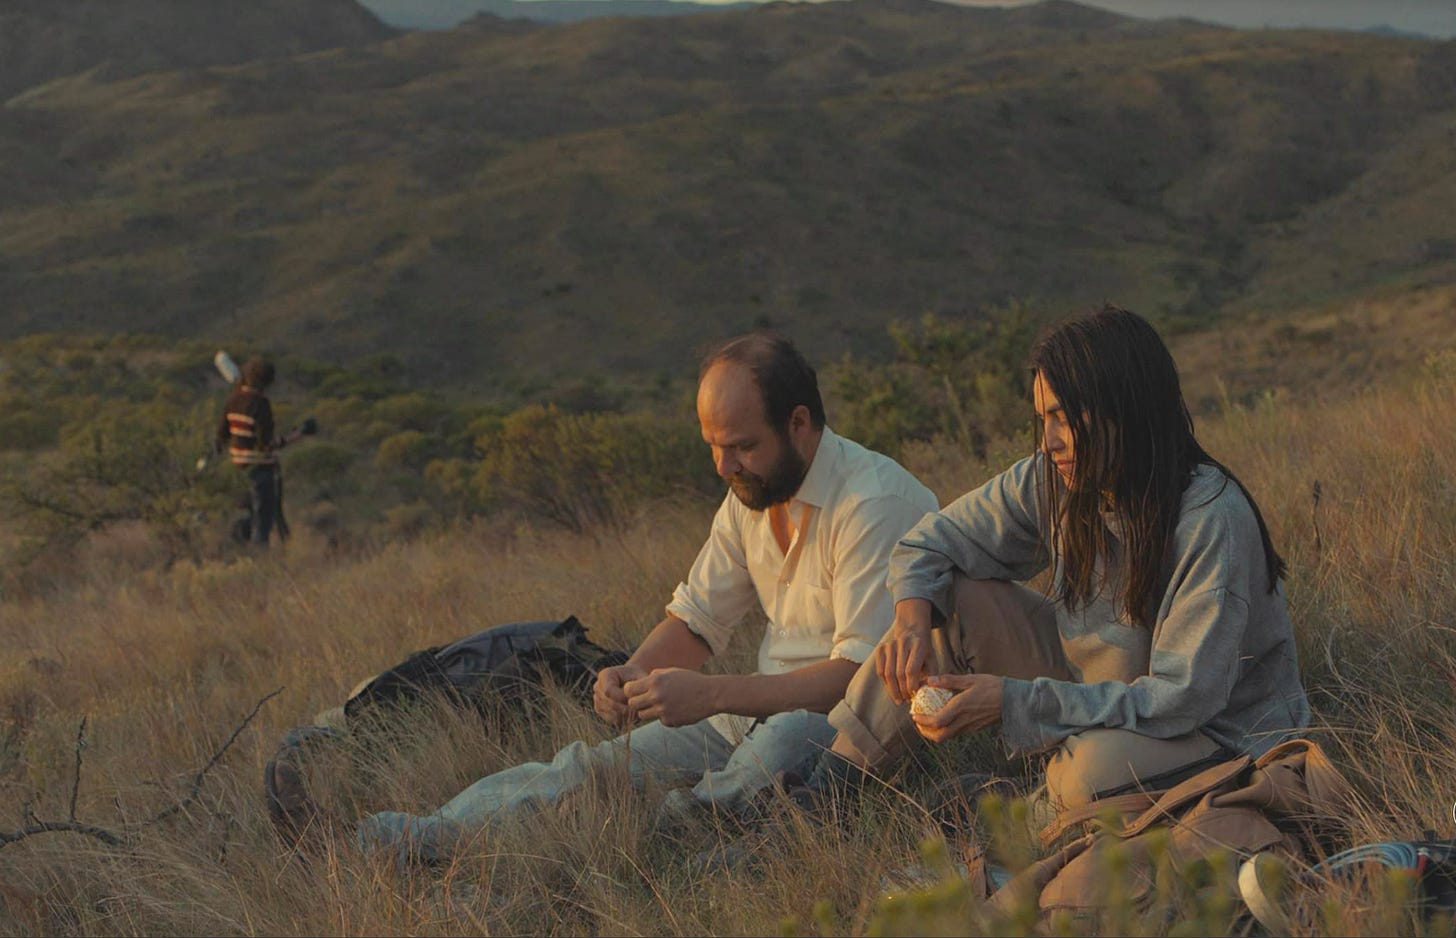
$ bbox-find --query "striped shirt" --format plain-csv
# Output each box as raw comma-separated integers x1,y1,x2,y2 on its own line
215,385,280,467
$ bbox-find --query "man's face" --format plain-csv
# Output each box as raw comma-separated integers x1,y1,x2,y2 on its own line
697,362,808,511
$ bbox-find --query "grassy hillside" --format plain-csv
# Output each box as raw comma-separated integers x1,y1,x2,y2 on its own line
2,281,1450,592
1,0,1453,394
364,0,755,30
0,0,393,102
0,302,1451,934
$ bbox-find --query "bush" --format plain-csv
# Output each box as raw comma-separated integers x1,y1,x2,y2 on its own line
375,430,434,470
287,442,357,483
464,404,719,532
0,397,230,567
825,304,1046,461
0,405,59,450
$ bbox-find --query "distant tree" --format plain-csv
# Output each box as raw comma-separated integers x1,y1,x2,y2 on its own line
828,302,1044,459
452,404,717,532
0,398,231,566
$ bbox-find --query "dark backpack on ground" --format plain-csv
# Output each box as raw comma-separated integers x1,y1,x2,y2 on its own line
344,615,628,723
263,615,631,841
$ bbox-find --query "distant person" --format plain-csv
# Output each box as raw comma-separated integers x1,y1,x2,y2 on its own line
356,332,938,864
214,355,313,548
792,305,1309,813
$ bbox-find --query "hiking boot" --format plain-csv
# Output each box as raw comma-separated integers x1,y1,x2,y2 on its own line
262,724,346,848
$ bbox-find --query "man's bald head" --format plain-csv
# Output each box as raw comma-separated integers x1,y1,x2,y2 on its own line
697,332,825,435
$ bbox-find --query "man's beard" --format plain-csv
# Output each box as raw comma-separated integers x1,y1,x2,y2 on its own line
729,443,808,511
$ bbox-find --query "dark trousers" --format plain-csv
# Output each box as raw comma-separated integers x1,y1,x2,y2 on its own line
246,463,282,546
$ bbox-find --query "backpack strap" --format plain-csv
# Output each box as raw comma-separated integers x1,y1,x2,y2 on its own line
1038,792,1160,849
1037,753,1253,849
1119,753,1252,838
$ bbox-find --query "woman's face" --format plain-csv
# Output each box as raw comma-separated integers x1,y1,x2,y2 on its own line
1032,370,1076,488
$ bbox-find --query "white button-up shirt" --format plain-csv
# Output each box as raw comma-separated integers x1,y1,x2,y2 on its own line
667,427,938,679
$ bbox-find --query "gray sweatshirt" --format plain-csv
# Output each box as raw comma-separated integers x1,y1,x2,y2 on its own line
889,454,1310,758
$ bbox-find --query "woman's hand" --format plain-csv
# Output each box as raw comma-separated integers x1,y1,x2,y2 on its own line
911,673,1004,744
875,598,935,705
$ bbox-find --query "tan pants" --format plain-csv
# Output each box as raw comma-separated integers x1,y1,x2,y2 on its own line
827,577,1224,809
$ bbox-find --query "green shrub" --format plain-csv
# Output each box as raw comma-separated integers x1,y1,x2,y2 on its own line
375,429,433,470
1,396,229,565
368,391,450,431
826,305,1046,460
0,406,59,450
464,403,719,532
287,441,357,481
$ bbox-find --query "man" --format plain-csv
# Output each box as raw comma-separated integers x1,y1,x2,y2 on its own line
357,332,937,863
214,355,311,547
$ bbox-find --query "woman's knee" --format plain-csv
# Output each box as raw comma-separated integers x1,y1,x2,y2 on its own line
1044,727,1223,810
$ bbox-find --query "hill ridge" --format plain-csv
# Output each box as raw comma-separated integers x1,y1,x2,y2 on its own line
0,0,394,103
0,0,1452,391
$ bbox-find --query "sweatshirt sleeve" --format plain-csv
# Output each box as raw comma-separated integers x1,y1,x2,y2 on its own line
888,455,1049,621
999,484,1256,755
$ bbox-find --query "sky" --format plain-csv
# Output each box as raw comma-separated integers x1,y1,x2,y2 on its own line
356,0,1456,37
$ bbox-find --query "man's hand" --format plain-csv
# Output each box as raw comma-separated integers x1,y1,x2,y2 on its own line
910,673,1004,744
875,599,935,705
593,662,647,727
623,668,719,728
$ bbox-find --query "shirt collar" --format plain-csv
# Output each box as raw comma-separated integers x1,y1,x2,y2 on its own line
790,426,840,510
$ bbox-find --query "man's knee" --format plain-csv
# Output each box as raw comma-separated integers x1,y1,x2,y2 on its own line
553,738,618,781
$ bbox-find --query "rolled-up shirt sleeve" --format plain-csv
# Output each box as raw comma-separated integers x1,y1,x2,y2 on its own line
1000,494,1255,755
889,455,1049,620
828,494,935,664
666,494,757,657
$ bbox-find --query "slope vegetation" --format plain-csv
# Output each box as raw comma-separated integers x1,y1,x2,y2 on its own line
1,0,1453,390
0,0,394,102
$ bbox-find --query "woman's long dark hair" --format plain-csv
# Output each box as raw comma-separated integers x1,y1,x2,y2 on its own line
1029,305,1285,628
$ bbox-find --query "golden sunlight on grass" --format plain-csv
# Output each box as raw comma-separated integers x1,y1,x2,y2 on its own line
1,359,1454,935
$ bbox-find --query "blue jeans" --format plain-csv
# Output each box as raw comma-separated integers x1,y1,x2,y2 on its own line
357,709,835,863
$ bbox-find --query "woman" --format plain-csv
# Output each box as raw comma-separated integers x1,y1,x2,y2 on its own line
819,305,1310,809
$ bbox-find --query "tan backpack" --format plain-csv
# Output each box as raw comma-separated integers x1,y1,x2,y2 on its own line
975,738,1359,921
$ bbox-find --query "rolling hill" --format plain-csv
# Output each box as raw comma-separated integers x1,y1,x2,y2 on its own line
1,0,1453,395
355,0,1456,38
0,0,394,102
363,0,753,30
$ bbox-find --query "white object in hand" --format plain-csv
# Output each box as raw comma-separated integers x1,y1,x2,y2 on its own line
910,685,954,716
214,350,241,384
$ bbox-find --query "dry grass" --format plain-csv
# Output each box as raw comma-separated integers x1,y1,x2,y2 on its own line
2,355,1455,935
